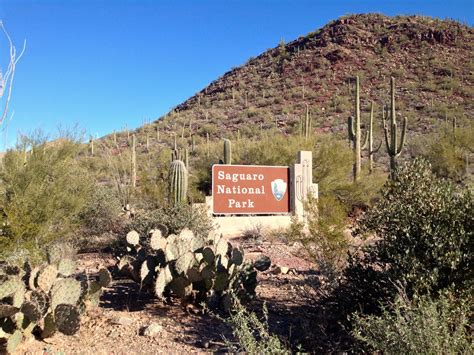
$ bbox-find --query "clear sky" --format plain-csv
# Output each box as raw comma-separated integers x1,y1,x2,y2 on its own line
0,0,472,149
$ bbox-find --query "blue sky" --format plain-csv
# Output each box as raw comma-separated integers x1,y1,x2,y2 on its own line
0,0,472,149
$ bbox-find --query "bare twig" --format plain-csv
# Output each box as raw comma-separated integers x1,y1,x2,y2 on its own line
0,20,26,126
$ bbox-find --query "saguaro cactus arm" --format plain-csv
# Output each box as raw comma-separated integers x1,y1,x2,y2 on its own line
348,116,355,142
396,117,407,157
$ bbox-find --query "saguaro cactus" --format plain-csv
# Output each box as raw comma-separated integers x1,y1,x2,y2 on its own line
184,148,189,170
89,136,94,156
367,101,382,173
383,77,407,180
348,76,363,181
131,134,137,188
169,160,188,205
223,139,232,165
300,104,312,140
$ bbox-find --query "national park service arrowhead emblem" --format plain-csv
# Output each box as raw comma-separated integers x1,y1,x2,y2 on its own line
271,179,287,201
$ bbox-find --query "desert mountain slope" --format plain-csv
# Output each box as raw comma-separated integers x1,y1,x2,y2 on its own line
110,14,473,146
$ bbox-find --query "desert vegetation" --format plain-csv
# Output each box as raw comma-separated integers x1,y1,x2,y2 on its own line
0,13,473,353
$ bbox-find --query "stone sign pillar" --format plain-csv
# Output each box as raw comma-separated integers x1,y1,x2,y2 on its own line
290,151,318,220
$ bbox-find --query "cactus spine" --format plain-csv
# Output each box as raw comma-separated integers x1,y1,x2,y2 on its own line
348,76,363,181
383,77,407,180
169,160,188,205
131,134,137,188
223,139,232,165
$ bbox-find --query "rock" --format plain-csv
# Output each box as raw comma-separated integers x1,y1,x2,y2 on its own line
143,322,163,337
271,265,290,275
112,316,133,326
253,255,271,271
108,330,120,338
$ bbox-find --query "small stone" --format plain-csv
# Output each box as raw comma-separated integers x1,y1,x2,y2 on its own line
143,322,163,337
113,316,133,326
108,330,120,338
271,266,282,274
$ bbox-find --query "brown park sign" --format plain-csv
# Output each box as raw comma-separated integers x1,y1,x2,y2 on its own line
212,164,290,214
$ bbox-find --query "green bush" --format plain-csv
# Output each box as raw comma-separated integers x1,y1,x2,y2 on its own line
127,204,213,239
78,185,122,236
225,299,289,354
353,291,473,354
411,123,473,181
288,196,348,270
0,138,93,259
313,136,386,210
344,158,473,313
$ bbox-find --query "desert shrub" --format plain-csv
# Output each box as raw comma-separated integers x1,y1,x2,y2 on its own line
135,149,170,208
78,185,122,237
237,135,314,167
353,290,473,354
288,196,348,270
225,300,289,354
343,158,473,314
127,204,213,239
0,138,93,258
313,136,386,210
101,143,134,208
412,123,473,181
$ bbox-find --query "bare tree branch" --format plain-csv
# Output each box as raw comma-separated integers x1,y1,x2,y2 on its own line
0,20,26,127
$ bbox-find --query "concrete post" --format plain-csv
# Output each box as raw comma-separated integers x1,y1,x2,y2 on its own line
291,151,318,220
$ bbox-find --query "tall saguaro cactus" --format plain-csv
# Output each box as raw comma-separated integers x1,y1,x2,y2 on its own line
223,139,232,165
348,76,362,181
131,134,137,188
367,101,382,173
383,77,407,180
89,136,94,157
300,104,312,140
169,160,188,205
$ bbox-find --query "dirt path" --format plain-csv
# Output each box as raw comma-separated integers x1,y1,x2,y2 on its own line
19,237,321,354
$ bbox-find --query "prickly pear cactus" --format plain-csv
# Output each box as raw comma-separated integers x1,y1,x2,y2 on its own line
0,243,111,353
117,227,266,312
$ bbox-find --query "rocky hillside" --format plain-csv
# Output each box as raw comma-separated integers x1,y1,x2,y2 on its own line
111,14,473,147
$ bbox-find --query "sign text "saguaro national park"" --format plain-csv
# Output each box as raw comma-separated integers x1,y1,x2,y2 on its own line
212,165,290,214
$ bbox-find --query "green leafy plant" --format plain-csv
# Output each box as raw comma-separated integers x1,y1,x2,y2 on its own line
353,290,473,354
0,137,93,258
343,158,473,315
224,298,289,354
